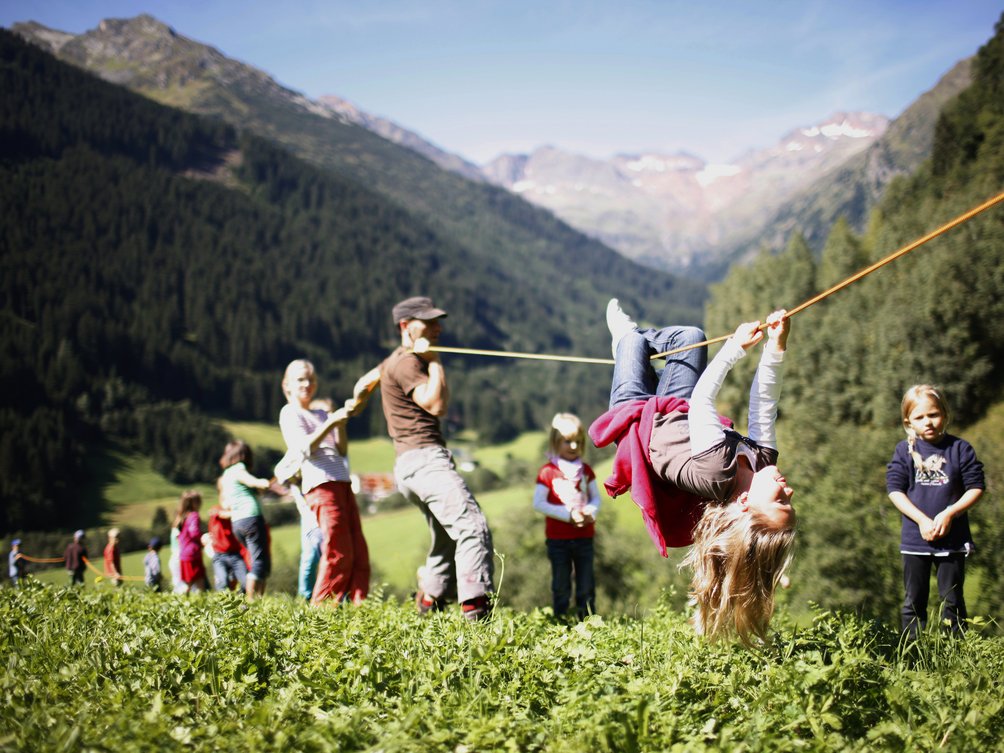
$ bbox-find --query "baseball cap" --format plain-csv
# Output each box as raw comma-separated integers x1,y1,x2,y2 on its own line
11,538,21,546
392,296,448,323
74,529,85,539
149,536,162,549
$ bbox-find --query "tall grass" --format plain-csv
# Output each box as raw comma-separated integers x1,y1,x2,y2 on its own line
2,585,1002,752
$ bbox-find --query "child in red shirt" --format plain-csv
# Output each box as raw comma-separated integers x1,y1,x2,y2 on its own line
533,413,601,618
103,528,123,587
207,505,249,592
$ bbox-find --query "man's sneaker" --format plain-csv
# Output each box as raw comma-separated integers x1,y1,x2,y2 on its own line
461,595,492,622
416,591,446,615
606,298,638,358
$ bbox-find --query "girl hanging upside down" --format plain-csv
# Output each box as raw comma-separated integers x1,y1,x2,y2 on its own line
589,299,795,643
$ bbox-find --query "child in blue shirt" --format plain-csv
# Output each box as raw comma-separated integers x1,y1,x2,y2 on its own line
9,539,26,586
887,384,984,639
144,537,163,592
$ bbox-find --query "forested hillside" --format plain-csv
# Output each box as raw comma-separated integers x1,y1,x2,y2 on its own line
706,13,1004,623
0,30,699,533
12,16,705,327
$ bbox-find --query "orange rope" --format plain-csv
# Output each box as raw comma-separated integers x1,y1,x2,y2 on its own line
18,551,145,582
651,190,1004,359
418,191,1004,365
81,556,146,582
428,344,614,365
18,553,64,564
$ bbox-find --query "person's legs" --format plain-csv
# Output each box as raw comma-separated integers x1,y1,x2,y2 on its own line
227,552,248,593
902,554,931,640
298,526,323,601
343,488,370,604
418,510,458,603
212,555,230,591
396,446,494,604
233,516,270,600
398,453,456,603
610,329,660,407
653,327,707,399
546,539,572,616
935,553,967,634
571,538,596,618
306,483,355,605
607,300,707,406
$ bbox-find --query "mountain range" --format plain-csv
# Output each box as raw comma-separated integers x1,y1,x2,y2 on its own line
11,14,971,282
480,112,888,272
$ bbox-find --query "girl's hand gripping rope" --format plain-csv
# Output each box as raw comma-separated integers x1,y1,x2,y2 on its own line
731,320,765,351
764,309,789,352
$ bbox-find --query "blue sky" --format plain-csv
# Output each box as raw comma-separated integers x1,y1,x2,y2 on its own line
2,1,1001,164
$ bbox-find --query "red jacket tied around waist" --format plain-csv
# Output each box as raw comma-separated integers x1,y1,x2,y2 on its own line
589,396,732,555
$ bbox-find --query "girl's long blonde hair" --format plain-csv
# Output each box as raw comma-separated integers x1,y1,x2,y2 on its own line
682,502,795,644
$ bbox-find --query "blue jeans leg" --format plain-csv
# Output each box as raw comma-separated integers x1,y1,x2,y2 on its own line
609,326,707,408
299,526,323,601
212,555,229,591
547,539,573,616
213,552,248,592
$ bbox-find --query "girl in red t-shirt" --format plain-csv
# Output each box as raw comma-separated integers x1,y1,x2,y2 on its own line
533,413,601,618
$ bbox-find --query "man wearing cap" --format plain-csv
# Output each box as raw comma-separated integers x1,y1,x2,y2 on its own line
354,296,495,620
64,530,87,586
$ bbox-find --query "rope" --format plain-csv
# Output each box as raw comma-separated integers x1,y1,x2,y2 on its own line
81,555,146,583
648,189,1004,358
416,191,1004,365
19,551,146,582
428,345,614,365
18,553,64,564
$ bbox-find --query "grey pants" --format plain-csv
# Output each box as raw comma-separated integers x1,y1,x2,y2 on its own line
395,445,494,603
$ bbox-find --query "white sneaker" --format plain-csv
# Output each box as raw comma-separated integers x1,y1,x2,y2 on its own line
606,298,638,358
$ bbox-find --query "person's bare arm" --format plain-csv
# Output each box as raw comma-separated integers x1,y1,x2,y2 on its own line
349,367,382,416
411,340,449,416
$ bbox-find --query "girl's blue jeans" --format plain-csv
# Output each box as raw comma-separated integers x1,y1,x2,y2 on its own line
609,326,708,408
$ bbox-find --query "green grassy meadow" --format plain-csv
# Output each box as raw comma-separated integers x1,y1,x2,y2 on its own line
13,426,1004,752
3,585,1003,752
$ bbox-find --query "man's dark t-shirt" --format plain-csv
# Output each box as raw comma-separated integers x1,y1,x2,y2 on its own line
380,347,446,455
